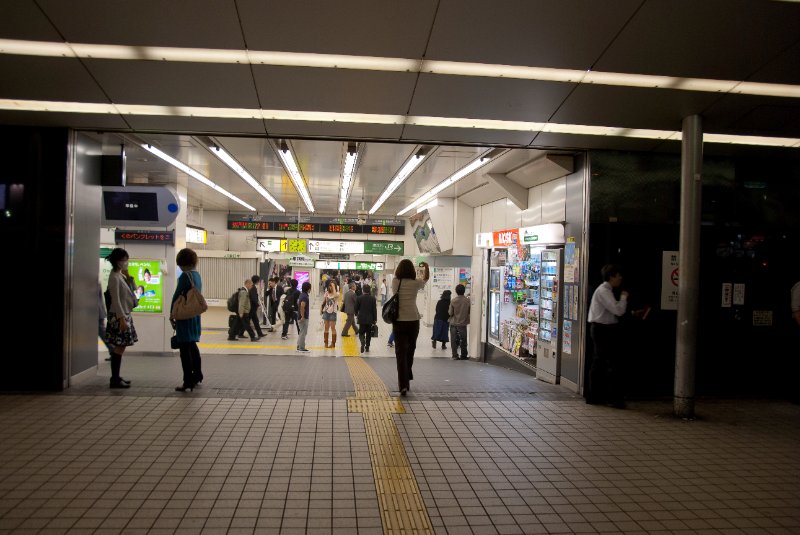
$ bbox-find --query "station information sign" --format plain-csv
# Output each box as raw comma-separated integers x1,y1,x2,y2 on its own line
229,214,404,235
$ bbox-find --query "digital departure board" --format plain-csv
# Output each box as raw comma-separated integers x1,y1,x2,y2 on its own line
228,215,404,234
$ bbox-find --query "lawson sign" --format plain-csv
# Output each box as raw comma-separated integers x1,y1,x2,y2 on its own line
476,223,565,248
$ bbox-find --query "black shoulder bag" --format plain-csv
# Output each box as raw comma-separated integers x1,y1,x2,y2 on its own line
381,279,401,324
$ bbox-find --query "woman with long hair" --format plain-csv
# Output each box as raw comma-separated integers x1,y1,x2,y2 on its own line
170,248,204,392
321,279,339,348
391,259,430,396
104,248,137,389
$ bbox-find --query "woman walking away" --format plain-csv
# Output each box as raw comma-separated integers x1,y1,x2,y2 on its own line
356,284,378,353
432,290,451,349
321,280,339,348
104,248,138,389
391,259,430,396
170,248,204,392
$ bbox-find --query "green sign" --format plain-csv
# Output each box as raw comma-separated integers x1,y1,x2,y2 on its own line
364,241,404,255
129,259,164,314
523,234,538,243
356,262,383,270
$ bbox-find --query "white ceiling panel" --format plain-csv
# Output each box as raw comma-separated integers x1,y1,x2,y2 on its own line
408,74,574,122
253,66,416,115
84,60,260,108
36,0,245,48
237,0,436,57
594,0,800,81
426,0,641,68
355,142,418,213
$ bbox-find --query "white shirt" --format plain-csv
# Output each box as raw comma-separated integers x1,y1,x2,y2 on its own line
588,282,627,324
380,283,387,297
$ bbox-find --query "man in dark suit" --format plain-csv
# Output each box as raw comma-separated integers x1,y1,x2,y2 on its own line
355,284,378,353
267,277,282,330
341,283,359,337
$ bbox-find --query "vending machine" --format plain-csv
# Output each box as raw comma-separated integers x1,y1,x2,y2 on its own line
536,248,563,383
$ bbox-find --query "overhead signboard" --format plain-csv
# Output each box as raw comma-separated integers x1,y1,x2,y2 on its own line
186,226,207,244
314,261,385,270
308,240,365,254
364,241,404,255
257,238,283,252
229,214,404,234
288,255,314,267
492,229,517,248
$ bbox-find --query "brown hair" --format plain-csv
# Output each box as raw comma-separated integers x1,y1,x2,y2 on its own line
395,259,416,279
176,248,198,269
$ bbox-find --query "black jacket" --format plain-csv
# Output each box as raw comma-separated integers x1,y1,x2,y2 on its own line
248,285,260,309
269,284,284,304
355,293,377,325
435,298,451,321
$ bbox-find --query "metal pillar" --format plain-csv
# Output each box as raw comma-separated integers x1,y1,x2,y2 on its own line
674,115,703,418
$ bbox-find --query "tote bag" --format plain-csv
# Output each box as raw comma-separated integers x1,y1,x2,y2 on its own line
381,279,401,324
171,272,208,320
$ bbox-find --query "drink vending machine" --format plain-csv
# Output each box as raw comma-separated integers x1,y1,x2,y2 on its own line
536,248,563,383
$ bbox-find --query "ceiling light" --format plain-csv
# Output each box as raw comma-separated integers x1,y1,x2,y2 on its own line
338,143,359,214
276,142,315,212
208,144,285,212
141,144,256,211
416,198,440,214
369,147,430,214
3,37,800,99
398,151,501,216
2,98,799,148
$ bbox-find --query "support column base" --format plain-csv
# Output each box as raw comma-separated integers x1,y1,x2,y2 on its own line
674,396,695,419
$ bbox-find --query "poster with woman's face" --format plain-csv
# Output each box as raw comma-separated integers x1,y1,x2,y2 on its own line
129,259,163,313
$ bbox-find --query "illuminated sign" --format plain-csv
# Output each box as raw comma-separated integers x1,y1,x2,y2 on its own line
115,230,174,244
492,229,517,248
257,238,283,252
228,214,404,234
363,241,404,255
129,259,163,314
308,240,365,254
314,261,385,270
518,223,565,245
228,220,270,231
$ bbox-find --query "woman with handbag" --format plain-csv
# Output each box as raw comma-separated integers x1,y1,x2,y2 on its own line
320,280,339,348
355,284,378,353
390,259,430,396
104,248,138,389
170,248,204,392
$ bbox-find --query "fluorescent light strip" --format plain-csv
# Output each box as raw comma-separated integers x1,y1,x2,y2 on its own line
141,144,256,211
338,150,358,214
277,146,315,212
209,146,285,212
398,156,495,216
2,38,799,99
369,153,427,214
416,198,440,213
2,98,799,148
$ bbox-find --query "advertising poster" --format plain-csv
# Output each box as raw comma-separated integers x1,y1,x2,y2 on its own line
661,251,679,310
721,283,732,308
563,320,572,354
458,268,471,293
294,271,310,288
431,267,456,297
733,283,745,306
129,259,163,313
564,242,576,283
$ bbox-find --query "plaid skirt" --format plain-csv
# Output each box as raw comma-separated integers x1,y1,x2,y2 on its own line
104,312,138,347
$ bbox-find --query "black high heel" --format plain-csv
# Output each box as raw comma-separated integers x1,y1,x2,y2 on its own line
175,384,194,392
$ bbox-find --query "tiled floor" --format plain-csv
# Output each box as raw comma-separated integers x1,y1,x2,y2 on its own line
1,315,798,534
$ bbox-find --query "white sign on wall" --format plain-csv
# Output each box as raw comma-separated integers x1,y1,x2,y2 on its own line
257,238,282,252
661,251,679,310
518,223,565,245
186,226,207,244
307,240,364,254
289,256,314,267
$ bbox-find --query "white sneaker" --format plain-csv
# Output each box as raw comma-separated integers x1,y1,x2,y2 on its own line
297,348,310,353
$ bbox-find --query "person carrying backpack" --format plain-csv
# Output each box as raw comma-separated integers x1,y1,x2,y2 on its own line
227,280,259,341
281,279,300,340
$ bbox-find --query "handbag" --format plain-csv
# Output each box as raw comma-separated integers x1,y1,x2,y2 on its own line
170,329,179,349
370,323,379,337
381,279,401,324
171,271,208,320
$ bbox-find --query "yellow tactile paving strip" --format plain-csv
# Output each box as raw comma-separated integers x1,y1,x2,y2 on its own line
343,332,433,535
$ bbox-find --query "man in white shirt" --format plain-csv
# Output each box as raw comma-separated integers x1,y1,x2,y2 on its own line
380,278,388,307
586,264,628,408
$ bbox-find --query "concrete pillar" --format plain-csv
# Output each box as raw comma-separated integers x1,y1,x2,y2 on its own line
674,115,703,418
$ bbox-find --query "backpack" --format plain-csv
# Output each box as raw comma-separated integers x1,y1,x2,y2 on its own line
227,289,240,313
283,288,298,312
